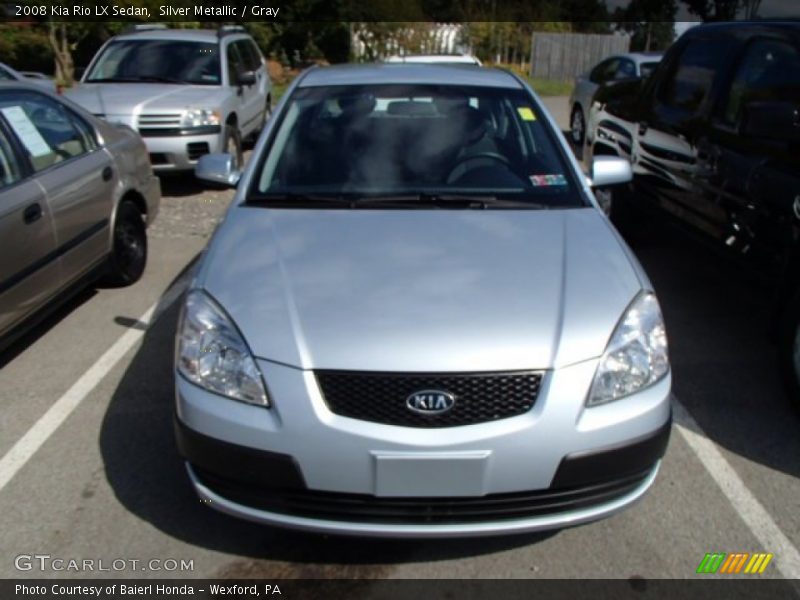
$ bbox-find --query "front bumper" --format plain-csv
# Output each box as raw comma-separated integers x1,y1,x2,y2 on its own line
142,130,223,172
175,357,671,536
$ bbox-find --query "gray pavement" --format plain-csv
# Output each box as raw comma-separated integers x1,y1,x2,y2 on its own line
0,98,798,583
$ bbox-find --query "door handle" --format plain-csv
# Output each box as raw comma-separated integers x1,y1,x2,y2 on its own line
102,166,113,182
23,203,42,224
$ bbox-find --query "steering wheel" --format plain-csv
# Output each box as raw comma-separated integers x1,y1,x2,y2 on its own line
447,152,512,183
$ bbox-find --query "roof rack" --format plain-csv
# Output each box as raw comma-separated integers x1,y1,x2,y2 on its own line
218,25,246,38
122,23,169,34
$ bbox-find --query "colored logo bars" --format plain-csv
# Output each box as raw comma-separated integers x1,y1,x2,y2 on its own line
696,552,774,574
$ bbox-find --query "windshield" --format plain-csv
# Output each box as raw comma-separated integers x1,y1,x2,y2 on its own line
252,83,583,208
639,62,660,78
86,40,220,85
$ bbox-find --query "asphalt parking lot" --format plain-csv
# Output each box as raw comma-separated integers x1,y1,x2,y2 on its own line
1,97,799,584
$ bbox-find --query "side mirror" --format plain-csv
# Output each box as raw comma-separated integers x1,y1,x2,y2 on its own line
589,155,632,188
195,153,241,187
741,101,800,143
237,70,256,86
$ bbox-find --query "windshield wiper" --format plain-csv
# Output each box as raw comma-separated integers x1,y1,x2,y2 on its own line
353,194,548,209
247,193,357,207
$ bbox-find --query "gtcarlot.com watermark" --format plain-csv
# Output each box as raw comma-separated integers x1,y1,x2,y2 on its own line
15,554,194,573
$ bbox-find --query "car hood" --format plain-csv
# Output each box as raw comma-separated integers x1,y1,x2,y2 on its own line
199,207,643,372
64,83,228,117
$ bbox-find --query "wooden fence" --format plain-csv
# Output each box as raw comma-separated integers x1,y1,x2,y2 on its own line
530,32,630,81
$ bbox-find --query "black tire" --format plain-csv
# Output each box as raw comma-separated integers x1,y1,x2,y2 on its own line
780,294,800,411
223,124,244,171
570,105,585,147
102,201,147,287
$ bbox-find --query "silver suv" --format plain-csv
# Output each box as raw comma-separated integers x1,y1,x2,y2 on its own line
66,26,271,172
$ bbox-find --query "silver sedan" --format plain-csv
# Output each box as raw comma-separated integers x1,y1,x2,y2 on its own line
569,52,662,147
0,82,159,348
176,64,671,537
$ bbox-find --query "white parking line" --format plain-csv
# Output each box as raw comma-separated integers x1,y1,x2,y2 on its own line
0,303,156,494
674,399,800,579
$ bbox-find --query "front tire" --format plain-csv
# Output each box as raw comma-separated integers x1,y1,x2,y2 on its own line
223,125,244,172
103,201,147,287
570,105,585,147
780,294,800,411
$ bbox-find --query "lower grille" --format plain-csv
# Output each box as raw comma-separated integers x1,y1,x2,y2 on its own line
316,370,542,428
149,153,169,165
187,142,210,160
194,468,650,524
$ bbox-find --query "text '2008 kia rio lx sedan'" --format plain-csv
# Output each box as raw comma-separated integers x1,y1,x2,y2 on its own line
175,64,672,537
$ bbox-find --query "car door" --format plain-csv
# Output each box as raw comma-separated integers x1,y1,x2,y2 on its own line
634,36,735,236
7,90,115,285
227,40,261,135
0,108,60,336
701,36,800,263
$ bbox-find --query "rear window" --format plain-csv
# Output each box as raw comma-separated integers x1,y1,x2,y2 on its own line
252,83,583,208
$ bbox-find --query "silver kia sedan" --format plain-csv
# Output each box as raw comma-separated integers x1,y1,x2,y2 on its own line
176,64,671,537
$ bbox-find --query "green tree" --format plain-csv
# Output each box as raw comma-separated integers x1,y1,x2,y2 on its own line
615,0,677,51
681,0,762,20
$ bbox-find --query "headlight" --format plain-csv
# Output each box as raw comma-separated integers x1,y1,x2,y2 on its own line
176,290,269,406
180,108,221,129
587,292,669,406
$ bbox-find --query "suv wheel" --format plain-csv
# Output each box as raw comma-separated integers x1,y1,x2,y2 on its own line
103,201,147,287
260,95,272,131
780,295,800,411
223,125,244,171
570,105,585,146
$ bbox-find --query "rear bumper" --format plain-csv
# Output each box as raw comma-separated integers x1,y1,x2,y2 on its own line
176,413,671,537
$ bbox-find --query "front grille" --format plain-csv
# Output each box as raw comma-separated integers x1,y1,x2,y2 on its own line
137,113,182,129
316,370,542,428
194,468,649,524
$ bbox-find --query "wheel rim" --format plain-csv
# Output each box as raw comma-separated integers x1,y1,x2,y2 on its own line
115,221,144,275
571,110,584,143
226,135,241,170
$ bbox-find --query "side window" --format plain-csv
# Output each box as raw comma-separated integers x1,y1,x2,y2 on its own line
658,38,731,115
589,60,612,84
233,40,259,72
717,39,800,126
226,43,244,86
247,40,264,71
0,91,96,172
0,66,16,81
0,127,23,188
616,59,636,79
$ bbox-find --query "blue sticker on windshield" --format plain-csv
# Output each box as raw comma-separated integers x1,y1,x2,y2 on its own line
530,174,567,187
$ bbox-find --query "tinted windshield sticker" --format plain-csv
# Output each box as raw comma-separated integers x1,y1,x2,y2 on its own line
517,107,537,121
1,106,52,157
530,174,567,187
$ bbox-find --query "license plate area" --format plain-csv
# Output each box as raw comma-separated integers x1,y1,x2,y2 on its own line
372,451,491,497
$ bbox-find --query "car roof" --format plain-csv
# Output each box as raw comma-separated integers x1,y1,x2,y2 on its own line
688,20,800,39
612,52,663,63
298,64,523,89
385,54,481,65
114,28,244,43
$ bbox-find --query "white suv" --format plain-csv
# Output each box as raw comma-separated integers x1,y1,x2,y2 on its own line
66,25,271,172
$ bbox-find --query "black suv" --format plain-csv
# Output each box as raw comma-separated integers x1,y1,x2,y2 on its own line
589,21,800,406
